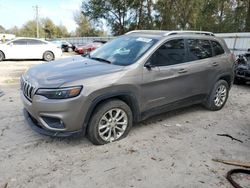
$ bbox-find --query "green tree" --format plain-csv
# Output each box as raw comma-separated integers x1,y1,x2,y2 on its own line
154,0,176,30
19,20,40,37
82,0,135,35
7,26,20,36
55,25,70,38
74,11,103,36
245,0,250,31
42,18,56,38
0,25,5,33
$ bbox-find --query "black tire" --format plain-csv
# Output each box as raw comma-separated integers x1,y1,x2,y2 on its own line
204,80,229,111
234,77,245,85
0,51,5,61
87,99,133,145
43,51,54,61
67,47,73,52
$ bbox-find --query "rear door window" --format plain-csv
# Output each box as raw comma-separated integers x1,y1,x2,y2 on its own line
12,39,28,45
187,39,212,61
27,39,46,45
151,39,186,66
211,41,225,56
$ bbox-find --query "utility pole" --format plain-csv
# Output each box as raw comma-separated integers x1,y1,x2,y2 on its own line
33,5,40,38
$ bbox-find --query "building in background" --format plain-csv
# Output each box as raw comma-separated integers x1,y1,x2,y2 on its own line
0,34,16,43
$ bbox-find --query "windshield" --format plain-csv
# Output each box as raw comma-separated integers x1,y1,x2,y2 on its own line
89,36,158,66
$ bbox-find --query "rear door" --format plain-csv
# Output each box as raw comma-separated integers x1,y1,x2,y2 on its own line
26,39,46,59
185,38,218,95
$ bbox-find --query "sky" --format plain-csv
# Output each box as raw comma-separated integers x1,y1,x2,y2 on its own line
0,0,83,32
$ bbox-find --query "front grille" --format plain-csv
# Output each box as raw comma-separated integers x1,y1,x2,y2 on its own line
21,77,34,101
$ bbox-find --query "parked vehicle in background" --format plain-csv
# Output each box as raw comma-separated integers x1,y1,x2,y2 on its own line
234,49,250,84
21,30,234,145
74,40,107,54
50,39,76,52
0,37,62,61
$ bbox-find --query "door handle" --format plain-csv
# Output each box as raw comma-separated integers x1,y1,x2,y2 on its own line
212,62,219,67
178,68,188,74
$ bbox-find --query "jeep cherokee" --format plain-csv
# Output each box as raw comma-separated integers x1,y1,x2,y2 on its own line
21,30,234,145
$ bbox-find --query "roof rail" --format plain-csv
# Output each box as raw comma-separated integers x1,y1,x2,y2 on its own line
125,30,169,35
164,30,214,36
125,30,214,37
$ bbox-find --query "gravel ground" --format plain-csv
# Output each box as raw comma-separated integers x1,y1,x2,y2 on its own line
0,57,249,188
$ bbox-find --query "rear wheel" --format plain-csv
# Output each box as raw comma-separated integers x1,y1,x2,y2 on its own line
204,80,229,111
0,51,5,61
43,51,54,61
87,99,133,145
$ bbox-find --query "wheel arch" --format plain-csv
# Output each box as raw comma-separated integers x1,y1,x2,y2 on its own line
217,73,233,88
83,92,141,134
0,50,5,59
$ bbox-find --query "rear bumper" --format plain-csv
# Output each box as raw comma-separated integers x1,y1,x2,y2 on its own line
23,109,82,137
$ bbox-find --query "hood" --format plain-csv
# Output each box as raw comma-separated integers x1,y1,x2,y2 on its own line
24,56,124,88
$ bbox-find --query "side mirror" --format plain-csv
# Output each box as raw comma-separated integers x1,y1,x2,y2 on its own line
144,60,155,70
8,42,13,46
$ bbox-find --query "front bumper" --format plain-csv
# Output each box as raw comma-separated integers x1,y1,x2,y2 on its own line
21,90,90,135
235,69,250,80
23,109,82,137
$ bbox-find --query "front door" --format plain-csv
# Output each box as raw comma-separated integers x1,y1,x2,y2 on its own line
5,39,28,59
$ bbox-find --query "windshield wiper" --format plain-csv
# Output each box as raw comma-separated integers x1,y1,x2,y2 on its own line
90,57,111,64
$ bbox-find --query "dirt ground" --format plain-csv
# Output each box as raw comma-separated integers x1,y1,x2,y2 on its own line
0,56,249,188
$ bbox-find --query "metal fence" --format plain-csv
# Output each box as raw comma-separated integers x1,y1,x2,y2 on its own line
215,33,250,55
61,33,250,55
61,37,115,46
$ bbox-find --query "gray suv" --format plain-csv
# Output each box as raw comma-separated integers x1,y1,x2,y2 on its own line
21,30,234,145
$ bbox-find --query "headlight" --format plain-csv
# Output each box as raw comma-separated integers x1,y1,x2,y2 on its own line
36,86,82,99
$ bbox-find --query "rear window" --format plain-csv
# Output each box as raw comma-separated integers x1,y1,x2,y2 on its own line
187,39,212,61
211,41,225,56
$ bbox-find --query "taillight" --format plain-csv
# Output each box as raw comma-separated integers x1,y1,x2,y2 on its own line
230,53,236,62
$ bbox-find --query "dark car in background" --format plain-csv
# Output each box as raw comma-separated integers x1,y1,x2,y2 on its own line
234,49,250,84
50,40,76,52
75,40,107,54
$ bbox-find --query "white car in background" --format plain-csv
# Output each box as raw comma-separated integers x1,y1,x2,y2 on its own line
0,37,62,61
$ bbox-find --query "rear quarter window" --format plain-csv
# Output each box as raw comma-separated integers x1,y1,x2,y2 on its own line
211,41,225,56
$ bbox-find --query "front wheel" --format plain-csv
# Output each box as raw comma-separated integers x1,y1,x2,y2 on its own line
67,47,73,52
43,51,54,61
204,80,229,111
87,99,133,145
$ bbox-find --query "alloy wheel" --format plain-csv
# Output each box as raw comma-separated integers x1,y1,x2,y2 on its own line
214,85,227,107
98,108,128,142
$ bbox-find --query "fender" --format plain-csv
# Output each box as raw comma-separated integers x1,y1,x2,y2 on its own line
82,91,141,135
